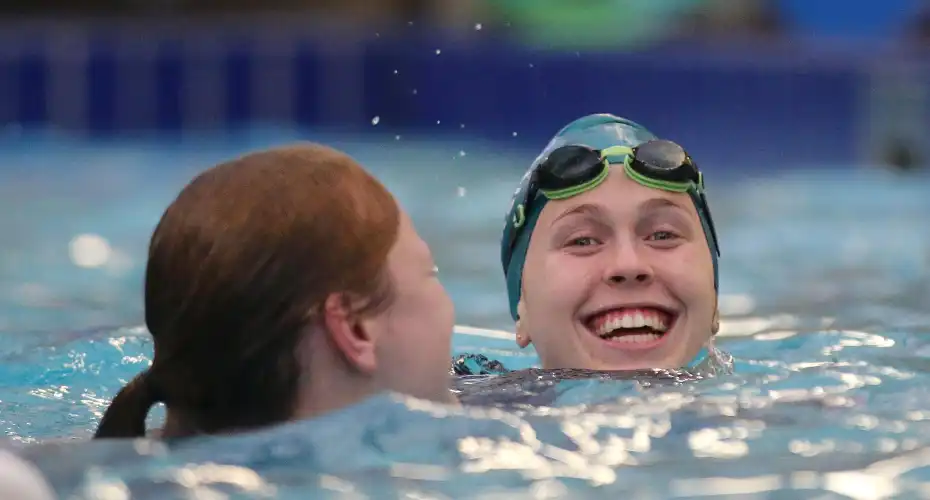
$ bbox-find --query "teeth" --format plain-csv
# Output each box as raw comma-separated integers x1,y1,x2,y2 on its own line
606,333,661,343
622,315,634,328
595,310,669,337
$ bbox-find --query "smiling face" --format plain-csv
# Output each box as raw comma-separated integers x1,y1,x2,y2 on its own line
517,166,717,370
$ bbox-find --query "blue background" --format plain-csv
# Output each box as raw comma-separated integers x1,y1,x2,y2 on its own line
1,12,928,173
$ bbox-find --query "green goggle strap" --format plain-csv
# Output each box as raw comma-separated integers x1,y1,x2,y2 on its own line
606,145,704,193
535,144,704,202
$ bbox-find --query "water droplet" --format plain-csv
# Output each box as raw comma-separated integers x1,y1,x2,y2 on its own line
408,21,414,26
375,32,381,38
512,131,518,137
69,234,112,268
474,23,483,31
393,69,399,75
371,116,380,126
529,63,535,68
435,49,442,55
459,124,465,129
457,187,467,197
412,89,418,95
458,150,466,157
436,120,442,125
395,135,402,141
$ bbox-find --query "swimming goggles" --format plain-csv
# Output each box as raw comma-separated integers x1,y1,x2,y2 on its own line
504,139,721,267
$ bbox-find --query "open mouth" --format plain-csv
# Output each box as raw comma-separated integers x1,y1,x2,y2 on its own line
584,307,676,345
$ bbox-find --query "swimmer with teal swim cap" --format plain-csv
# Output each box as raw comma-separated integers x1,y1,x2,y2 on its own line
500,113,722,371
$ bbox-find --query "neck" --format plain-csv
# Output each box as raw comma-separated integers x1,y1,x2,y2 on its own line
292,367,379,421
158,373,378,439
159,340,381,438
292,329,385,420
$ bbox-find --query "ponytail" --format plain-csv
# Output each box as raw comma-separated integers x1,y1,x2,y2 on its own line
94,369,162,439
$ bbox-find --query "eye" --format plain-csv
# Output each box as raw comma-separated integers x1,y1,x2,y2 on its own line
647,230,679,242
567,236,601,247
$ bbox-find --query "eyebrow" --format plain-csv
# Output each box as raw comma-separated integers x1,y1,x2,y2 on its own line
550,198,692,228
638,197,690,216
551,203,607,226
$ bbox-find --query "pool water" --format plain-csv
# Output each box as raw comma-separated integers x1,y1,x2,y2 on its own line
3,128,930,498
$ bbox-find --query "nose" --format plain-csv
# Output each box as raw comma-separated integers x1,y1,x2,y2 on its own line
604,241,653,287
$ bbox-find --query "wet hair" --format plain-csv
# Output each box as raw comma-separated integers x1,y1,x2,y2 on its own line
94,143,400,438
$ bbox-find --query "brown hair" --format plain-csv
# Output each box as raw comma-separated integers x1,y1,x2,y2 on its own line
94,143,400,438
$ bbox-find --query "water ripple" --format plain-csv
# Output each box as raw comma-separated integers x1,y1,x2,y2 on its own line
0,324,927,498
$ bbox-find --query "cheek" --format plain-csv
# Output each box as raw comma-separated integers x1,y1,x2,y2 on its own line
524,254,593,316
434,284,455,332
408,281,454,347
662,254,715,308
378,286,452,365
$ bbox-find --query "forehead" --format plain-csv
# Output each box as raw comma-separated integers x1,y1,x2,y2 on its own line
539,166,697,223
390,210,431,260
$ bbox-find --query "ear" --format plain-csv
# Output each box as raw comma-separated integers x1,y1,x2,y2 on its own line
515,297,532,348
322,293,378,374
